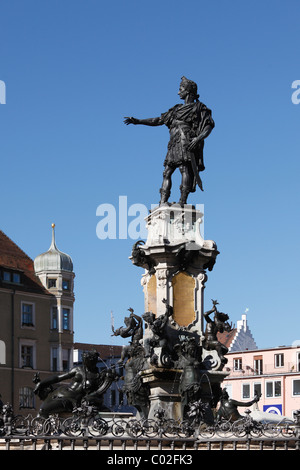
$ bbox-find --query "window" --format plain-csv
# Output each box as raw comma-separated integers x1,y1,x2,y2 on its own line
3,271,11,282
233,358,242,370
48,278,57,288
51,307,58,330
242,383,250,399
12,273,21,283
22,303,34,327
62,349,70,371
19,387,35,409
297,352,300,372
254,358,263,375
254,382,262,398
275,353,284,368
293,380,300,396
2,271,21,283
21,345,33,368
266,380,281,398
63,308,70,330
62,280,70,291
51,347,58,372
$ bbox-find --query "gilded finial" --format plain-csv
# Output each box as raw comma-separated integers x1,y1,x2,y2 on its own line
51,223,55,228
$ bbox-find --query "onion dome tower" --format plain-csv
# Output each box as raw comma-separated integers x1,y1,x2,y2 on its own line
34,224,75,372
34,223,74,288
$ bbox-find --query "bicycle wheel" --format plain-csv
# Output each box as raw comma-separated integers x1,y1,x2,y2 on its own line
232,419,247,437
88,416,108,437
127,419,143,438
44,416,62,435
216,420,233,438
12,415,28,435
249,423,263,438
280,421,295,438
262,422,280,438
111,419,127,437
62,417,83,437
198,422,215,438
31,417,46,436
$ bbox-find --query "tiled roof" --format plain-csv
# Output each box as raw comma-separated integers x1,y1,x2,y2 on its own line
217,328,237,349
0,230,51,295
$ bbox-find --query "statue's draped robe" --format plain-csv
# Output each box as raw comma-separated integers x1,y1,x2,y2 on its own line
161,102,214,191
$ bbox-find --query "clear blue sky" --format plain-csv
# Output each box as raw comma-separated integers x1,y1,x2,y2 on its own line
0,0,299,349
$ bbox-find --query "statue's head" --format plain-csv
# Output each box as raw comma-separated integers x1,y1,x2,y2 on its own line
221,388,229,400
82,349,99,366
142,311,155,324
215,310,229,323
179,76,199,100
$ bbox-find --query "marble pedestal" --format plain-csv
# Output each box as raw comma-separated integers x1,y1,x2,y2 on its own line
131,204,219,337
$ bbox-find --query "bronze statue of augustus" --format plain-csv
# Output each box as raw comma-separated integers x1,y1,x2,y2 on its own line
124,76,214,205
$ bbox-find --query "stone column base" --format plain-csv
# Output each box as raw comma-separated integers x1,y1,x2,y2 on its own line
141,368,182,421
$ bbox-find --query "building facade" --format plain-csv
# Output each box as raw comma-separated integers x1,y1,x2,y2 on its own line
223,344,300,419
216,314,300,420
0,225,75,415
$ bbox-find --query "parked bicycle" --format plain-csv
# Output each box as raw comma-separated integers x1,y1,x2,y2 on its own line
62,404,108,437
31,414,62,436
231,409,274,438
142,408,180,438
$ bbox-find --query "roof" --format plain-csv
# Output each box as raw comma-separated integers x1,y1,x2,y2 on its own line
74,342,123,360
217,328,238,349
34,224,73,273
0,230,51,295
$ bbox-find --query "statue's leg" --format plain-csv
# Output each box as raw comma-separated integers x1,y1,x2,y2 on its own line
179,164,193,205
160,165,175,204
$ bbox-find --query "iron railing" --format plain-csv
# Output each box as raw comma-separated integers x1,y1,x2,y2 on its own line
1,434,299,451
1,409,299,451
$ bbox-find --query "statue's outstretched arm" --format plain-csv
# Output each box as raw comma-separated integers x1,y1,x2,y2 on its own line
34,370,75,394
124,116,163,126
230,396,260,408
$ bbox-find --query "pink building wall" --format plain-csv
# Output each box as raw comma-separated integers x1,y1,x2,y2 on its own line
223,345,300,419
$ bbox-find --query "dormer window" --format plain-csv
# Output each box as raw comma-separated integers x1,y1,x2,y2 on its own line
13,273,21,283
2,270,21,284
3,271,11,282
